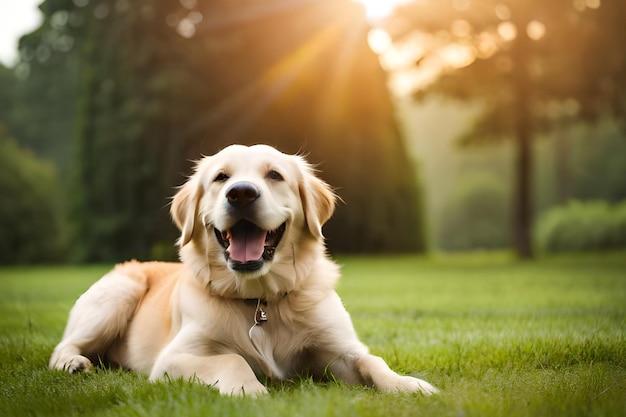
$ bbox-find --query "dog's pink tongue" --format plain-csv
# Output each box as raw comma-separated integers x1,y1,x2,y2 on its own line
227,222,267,263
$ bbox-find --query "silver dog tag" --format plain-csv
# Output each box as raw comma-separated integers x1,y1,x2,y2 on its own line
255,306,268,324
254,299,268,325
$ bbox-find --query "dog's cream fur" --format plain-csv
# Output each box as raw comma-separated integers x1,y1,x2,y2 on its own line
50,144,438,396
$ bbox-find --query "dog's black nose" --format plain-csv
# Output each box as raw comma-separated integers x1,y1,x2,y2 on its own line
226,182,260,208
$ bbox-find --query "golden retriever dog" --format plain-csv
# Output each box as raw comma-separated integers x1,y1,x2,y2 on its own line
50,144,438,396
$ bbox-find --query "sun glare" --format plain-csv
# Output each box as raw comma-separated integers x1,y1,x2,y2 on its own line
354,0,412,55
352,0,412,22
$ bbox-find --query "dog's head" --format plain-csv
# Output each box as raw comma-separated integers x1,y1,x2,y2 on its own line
171,144,336,298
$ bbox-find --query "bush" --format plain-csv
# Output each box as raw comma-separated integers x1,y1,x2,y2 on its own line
534,200,626,253
0,136,66,264
438,173,512,251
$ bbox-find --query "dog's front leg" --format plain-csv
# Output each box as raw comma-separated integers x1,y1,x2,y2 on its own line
351,354,439,395
150,351,267,396
149,330,267,396
312,294,439,395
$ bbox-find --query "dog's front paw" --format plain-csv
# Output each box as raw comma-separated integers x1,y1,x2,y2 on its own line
220,379,268,397
387,375,440,395
58,355,93,374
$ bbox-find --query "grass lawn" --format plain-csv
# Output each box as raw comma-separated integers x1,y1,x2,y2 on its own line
1,252,625,416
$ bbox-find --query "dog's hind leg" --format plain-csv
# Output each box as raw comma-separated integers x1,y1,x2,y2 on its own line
49,267,147,373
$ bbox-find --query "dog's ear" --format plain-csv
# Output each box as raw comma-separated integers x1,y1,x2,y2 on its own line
298,159,337,240
170,176,203,247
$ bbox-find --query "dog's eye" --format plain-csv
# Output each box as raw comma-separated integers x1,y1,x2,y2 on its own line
214,172,229,182
267,170,283,181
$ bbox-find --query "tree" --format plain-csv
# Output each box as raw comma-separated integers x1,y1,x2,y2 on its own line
7,6,80,175
386,0,626,258
0,128,65,264
24,0,427,261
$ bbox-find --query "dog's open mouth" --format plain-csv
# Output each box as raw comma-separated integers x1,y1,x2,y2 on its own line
214,220,286,271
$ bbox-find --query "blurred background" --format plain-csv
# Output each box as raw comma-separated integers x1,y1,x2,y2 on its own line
0,0,624,264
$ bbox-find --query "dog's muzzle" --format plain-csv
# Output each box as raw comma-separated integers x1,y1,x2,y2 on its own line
213,181,287,271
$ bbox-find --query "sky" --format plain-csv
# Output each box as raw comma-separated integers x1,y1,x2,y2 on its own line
0,0,43,66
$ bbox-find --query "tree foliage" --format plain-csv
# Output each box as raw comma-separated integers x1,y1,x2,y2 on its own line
392,0,625,122
0,129,65,264
2,12,79,175
13,0,427,262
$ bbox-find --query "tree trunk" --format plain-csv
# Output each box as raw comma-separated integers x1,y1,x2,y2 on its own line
514,108,533,259
512,38,534,259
